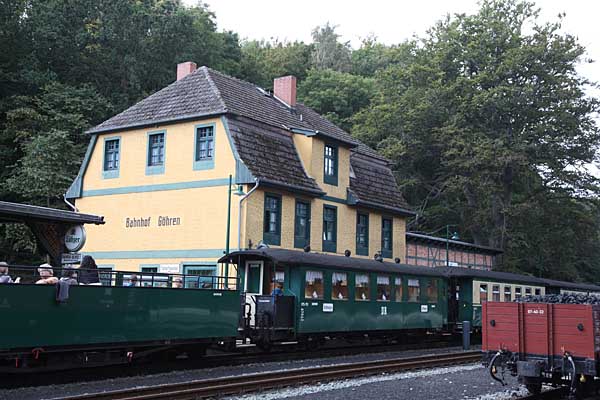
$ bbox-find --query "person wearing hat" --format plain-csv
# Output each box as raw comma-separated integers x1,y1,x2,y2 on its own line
36,263,59,285
0,261,20,284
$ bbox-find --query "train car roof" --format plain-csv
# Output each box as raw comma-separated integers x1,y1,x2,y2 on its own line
437,266,548,286
540,278,600,292
221,249,600,291
221,248,446,277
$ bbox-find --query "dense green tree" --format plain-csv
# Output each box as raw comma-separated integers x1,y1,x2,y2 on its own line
350,36,416,77
298,69,375,131
239,39,312,88
311,23,352,72
0,0,242,260
1,0,600,282
353,0,600,280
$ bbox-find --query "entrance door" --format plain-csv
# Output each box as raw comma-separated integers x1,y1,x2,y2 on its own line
246,262,263,294
244,261,264,326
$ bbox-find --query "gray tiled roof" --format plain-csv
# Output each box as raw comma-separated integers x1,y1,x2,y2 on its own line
349,153,414,216
226,116,324,196
87,68,227,134
88,66,356,148
87,66,411,214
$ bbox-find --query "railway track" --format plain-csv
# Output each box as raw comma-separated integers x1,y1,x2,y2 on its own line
518,388,568,400
57,350,481,400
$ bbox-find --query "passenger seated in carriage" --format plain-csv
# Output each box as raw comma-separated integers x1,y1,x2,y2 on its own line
172,277,183,288
36,264,59,285
124,274,139,287
60,267,79,285
271,282,284,296
0,261,20,284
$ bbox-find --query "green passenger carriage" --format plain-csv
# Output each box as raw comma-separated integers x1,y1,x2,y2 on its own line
0,267,239,371
223,248,448,345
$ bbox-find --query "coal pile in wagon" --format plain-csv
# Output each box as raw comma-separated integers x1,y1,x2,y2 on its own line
517,294,600,305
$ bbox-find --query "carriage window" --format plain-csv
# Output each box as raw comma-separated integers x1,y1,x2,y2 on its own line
376,276,390,301
407,279,420,302
525,287,531,296
272,269,285,293
535,288,541,296
355,274,370,301
427,280,438,303
305,271,323,299
515,287,522,300
332,272,348,300
492,285,500,302
504,286,512,302
480,284,488,302
394,277,403,302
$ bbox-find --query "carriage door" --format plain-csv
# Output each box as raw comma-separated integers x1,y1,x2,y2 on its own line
245,261,264,326
448,278,460,327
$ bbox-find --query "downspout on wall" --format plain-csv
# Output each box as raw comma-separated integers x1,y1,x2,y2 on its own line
238,179,260,250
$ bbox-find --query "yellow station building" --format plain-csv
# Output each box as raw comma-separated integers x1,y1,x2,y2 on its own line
66,62,415,285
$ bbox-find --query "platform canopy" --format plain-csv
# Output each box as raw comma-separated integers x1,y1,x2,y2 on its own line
0,201,104,265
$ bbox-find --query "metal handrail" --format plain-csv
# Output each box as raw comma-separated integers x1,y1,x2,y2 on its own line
0,264,239,290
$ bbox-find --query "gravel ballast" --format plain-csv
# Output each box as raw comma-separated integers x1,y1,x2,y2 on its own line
0,346,486,400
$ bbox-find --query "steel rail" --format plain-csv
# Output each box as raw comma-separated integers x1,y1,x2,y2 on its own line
57,350,481,400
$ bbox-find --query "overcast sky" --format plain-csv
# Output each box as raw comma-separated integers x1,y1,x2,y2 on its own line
189,0,599,92
184,0,600,171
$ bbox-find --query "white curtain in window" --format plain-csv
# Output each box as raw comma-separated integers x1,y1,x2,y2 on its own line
408,279,419,287
275,271,285,282
355,274,369,285
377,276,389,285
306,271,323,283
332,272,347,283
395,277,402,286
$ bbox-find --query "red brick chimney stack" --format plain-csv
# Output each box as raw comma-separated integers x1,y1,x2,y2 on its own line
177,61,197,81
273,76,297,107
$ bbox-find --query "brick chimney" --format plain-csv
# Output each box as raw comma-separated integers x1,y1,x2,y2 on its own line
273,76,297,107
177,61,197,81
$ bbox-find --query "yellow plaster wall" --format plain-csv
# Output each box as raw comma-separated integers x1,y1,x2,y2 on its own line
74,116,243,273
292,134,314,178
309,139,350,199
368,213,382,258
241,188,407,261
78,186,239,253
243,189,265,249
82,117,235,191
393,216,407,263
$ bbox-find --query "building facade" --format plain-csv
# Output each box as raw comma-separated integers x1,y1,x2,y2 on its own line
405,232,502,270
67,63,414,281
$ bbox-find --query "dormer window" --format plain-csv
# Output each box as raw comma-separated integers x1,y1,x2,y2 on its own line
324,144,338,185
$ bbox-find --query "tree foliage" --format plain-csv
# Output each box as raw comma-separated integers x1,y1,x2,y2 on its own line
311,23,352,72
1,0,599,282
353,0,600,280
298,69,375,131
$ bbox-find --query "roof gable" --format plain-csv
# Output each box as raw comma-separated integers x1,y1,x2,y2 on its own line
226,116,324,196
88,68,227,134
